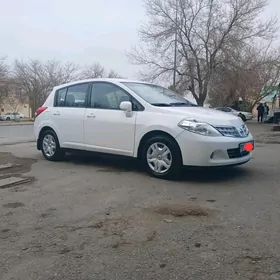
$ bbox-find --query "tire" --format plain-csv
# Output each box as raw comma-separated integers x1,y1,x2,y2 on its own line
142,135,182,179
40,130,64,161
6,117,10,121
239,114,246,122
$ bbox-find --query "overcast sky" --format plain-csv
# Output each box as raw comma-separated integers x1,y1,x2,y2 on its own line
0,0,279,80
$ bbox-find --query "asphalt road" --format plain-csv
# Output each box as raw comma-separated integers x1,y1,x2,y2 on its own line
0,122,280,280
0,124,34,145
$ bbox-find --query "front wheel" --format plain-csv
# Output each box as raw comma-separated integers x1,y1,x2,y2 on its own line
41,130,64,161
142,135,182,179
6,117,10,121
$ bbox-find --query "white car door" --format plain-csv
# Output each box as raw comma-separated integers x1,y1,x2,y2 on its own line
51,83,89,149
84,82,139,156
13,113,20,119
6,113,13,120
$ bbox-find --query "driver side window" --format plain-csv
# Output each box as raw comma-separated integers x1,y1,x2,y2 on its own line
90,82,144,111
91,82,130,110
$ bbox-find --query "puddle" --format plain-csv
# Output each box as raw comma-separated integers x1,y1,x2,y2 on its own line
0,152,37,175
0,153,36,189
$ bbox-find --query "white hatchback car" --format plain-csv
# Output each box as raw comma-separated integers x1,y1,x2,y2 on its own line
34,79,254,179
0,112,24,121
214,107,253,122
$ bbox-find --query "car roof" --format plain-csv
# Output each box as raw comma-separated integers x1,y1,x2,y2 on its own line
53,78,152,91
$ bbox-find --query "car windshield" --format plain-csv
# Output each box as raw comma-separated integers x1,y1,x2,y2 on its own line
122,82,197,107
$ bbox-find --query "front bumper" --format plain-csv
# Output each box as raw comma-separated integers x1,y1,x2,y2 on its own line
175,131,253,167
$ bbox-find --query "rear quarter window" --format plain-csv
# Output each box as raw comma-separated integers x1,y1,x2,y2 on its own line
56,88,67,106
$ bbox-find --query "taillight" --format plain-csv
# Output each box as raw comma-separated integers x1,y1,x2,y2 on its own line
35,107,48,118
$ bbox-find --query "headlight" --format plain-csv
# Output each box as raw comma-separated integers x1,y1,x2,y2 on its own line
178,119,222,137
241,124,249,137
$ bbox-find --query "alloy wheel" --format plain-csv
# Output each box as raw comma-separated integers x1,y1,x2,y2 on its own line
42,134,56,157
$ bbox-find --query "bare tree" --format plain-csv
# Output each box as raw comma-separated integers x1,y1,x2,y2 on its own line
107,69,122,78
13,59,79,117
0,57,10,106
0,57,9,80
80,62,122,79
208,43,280,109
80,63,105,79
128,0,278,106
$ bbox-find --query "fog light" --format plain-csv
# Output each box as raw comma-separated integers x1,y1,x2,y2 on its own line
210,150,227,160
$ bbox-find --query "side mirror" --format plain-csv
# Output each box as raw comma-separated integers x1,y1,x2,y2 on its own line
119,101,132,117
120,101,132,112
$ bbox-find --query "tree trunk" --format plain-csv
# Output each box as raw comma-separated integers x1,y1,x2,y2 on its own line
197,97,205,106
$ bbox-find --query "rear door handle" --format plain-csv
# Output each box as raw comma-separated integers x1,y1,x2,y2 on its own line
86,113,96,118
53,111,60,116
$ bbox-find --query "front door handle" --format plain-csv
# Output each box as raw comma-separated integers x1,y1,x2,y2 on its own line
86,114,96,118
53,111,60,116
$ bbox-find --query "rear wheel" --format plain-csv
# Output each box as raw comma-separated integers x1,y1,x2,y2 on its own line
142,135,182,179
41,130,64,161
6,117,10,121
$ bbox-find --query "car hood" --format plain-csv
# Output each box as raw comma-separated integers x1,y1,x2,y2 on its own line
160,106,244,126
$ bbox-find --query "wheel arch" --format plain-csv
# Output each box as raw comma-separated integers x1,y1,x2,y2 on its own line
137,130,182,160
37,126,59,150
238,113,246,122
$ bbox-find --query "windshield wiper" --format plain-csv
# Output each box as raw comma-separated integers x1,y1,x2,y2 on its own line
151,102,198,107
170,102,198,107
169,102,190,106
151,103,173,106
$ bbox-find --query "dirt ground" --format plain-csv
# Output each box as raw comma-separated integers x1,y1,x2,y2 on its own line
1,122,280,280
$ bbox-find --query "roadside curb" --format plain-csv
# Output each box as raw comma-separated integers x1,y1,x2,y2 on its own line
0,122,34,127
0,139,36,146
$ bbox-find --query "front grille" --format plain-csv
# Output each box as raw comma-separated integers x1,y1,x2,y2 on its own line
227,148,249,159
215,126,240,137
215,124,249,138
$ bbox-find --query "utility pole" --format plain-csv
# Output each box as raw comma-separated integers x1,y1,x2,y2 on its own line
278,83,280,109
173,0,178,89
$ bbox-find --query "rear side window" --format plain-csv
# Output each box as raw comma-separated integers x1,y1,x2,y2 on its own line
57,88,67,106
55,83,89,108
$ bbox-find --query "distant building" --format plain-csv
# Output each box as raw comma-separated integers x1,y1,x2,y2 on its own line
0,81,31,118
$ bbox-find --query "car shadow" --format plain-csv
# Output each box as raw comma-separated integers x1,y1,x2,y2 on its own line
63,151,253,182
64,151,144,174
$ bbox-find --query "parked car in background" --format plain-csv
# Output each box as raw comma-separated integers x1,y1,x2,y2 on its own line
34,78,254,179
0,112,24,121
214,107,253,122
